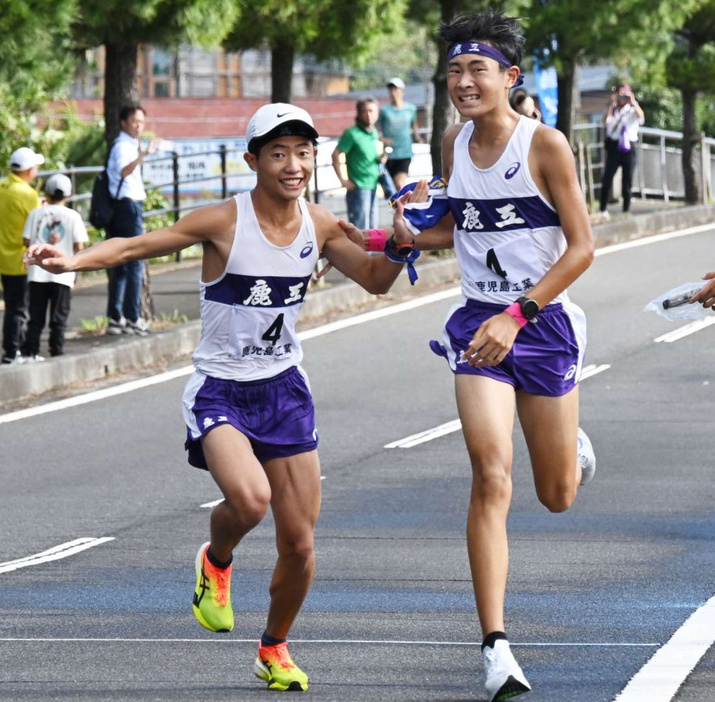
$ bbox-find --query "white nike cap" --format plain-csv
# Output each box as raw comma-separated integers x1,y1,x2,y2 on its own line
10,147,45,172
246,103,319,153
387,77,406,90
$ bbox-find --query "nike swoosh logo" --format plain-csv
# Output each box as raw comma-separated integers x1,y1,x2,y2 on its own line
276,112,294,118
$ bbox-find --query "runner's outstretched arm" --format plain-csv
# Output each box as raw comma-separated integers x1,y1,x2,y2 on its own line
24,200,233,274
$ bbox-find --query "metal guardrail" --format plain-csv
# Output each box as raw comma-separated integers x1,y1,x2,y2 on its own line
573,123,714,208
38,123,709,233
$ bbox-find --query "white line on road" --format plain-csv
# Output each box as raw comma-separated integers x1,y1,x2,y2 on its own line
386,363,611,449
613,592,715,702
0,636,658,647
2,220,710,427
0,537,114,574
653,316,715,343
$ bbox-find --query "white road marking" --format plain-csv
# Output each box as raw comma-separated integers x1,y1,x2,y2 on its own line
594,222,715,257
0,537,114,574
0,637,658,647
1,220,710,427
653,316,715,343
580,363,612,380
385,419,462,449
386,363,611,449
613,592,715,702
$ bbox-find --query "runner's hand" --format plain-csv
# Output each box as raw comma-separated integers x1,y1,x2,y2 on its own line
24,243,73,274
462,312,521,367
392,179,428,245
691,272,715,309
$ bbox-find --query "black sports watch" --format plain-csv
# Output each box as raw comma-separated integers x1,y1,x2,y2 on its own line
385,235,415,258
517,296,540,323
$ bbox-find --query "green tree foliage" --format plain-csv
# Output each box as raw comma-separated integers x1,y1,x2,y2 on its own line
0,0,76,166
74,0,239,148
225,0,408,103
525,0,690,145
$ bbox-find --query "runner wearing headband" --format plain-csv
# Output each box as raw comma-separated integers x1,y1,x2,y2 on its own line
390,11,597,701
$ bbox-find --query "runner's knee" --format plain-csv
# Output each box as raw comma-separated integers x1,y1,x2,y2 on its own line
470,461,512,505
535,481,575,513
223,487,271,528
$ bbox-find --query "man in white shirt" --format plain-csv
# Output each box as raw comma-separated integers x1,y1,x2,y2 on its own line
21,174,88,359
105,105,157,336
599,84,645,218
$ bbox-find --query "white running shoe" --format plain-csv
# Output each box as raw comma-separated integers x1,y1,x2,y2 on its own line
577,427,596,486
483,639,531,701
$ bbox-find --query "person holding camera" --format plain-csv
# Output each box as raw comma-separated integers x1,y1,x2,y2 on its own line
599,84,645,219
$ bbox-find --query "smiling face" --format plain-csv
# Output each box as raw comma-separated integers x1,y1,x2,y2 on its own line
447,50,518,118
244,136,316,200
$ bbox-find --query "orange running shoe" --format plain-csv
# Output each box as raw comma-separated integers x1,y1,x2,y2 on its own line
253,641,309,691
192,542,234,632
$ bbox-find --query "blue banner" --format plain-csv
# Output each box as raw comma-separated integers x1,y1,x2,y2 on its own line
533,59,558,128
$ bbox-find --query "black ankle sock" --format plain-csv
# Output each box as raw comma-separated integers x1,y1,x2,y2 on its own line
481,631,508,651
261,631,287,647
206,547,233,570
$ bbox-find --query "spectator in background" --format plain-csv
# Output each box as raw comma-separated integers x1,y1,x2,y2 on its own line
378,77,423,190
0,147,43,364
332,98,383,230
599,84,645,220
511,89,542,121
21,174,88,361
105,104,157,337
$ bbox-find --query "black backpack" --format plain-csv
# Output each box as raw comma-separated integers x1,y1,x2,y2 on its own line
89,141,124,230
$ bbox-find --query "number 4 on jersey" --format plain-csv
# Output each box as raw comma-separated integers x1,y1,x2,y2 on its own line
261,314,285,345
486,248,508,279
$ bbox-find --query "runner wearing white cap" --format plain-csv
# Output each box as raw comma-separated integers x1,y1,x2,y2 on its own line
25,102,419,692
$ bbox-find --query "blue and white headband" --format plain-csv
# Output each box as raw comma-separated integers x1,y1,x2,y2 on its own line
448,41,524,89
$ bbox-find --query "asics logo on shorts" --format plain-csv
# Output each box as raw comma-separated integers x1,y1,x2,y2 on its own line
300,243,314,258
564,364,578,381
504,162,521,180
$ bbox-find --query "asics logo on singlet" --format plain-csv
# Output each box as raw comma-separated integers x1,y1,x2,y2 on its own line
504,162,521,180
300,242,314,258
564,364,578,381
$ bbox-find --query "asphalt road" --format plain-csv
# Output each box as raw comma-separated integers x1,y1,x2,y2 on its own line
1,226,714,701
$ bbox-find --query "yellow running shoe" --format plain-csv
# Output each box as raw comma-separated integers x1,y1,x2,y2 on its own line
253,642,309,691
192,542,234,632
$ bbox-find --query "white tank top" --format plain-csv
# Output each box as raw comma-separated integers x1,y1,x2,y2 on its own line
192,192,319,381
448,116,568,305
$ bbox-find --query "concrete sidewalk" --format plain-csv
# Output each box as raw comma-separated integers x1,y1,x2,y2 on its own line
1,198,713,407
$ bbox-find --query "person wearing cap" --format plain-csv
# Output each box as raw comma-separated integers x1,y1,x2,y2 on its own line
20,174,88,361
599,84,645,219
377,77,423,191
0,147,43,364
104,104,159,337
332,97,384,230
25,101,418,692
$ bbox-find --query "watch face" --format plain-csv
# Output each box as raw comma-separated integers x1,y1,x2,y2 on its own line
519,297,539,320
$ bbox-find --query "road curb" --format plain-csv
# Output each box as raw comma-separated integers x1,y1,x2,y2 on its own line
2,205,713,407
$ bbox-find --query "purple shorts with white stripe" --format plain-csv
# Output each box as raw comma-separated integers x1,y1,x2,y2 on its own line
182,365,319,468
431,299,587,397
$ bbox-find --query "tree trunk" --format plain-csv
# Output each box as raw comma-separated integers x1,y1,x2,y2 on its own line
104,42,140,151
430,0,464,175
681,88,701,204
271,42,295,103
555,58,579,147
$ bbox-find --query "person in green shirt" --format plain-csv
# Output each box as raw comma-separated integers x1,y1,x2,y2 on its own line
331,98,383,230
0,147,43,364
377,77,423,190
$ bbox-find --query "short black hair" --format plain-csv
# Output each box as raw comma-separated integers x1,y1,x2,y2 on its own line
439,11,525,67
47,190,66,203
119,104,145,122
